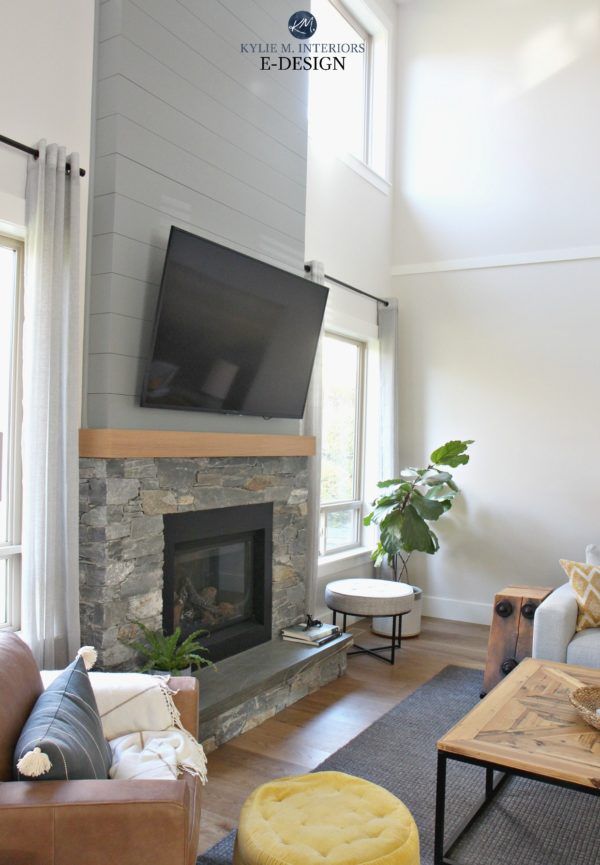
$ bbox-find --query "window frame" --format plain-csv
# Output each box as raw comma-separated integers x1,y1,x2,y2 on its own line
308,0,392,183
0,234,24,631
319,331,367,557
327,0,374,166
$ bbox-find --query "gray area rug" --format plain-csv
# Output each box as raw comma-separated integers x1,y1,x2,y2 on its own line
197,665,600,865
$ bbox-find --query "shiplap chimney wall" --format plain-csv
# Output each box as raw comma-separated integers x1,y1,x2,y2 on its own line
87,0,309,433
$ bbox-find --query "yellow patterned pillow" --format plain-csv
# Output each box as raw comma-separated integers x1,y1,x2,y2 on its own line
560,559,600,631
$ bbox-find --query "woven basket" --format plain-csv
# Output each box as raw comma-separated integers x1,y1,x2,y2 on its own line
570,686,600,731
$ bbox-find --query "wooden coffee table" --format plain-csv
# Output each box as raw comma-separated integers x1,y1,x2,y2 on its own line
435,657,600,865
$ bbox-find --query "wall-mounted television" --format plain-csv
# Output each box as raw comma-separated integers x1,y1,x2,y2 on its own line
141,227,328,419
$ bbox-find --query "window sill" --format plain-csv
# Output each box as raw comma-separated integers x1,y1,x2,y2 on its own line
318,546,374,579
339,151,392,194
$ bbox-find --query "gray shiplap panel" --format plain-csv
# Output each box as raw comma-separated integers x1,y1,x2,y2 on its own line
96,43,307,172
89,273,159,320
99,27,307,157
179,0,308,112
87,0,308,432
93,185,304,270
93,157,304,271
88,352,145,396
98,0,122,42
95,114,304,238
215,0,282,39
124,0,308,120
91,232,166,283
95,77,306,210
88,312,152,356
86,392,300,434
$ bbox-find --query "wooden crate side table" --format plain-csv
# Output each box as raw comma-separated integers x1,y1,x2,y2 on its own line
481,585,553,697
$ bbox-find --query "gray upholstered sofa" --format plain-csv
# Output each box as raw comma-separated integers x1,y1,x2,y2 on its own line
532,582,600,669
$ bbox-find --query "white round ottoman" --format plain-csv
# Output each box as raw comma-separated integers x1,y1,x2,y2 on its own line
325,578,414,665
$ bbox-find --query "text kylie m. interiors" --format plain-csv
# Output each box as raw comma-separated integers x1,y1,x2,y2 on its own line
241,41,365,71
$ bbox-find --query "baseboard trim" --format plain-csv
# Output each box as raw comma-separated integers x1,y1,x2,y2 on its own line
318,597,491,627
391,245,600,276
422,594,492,626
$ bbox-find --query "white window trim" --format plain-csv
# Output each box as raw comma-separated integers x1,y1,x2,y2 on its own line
329,0,373,167
319,332,366,557
318,303,380,576
309,0,393,185
0,234,24,631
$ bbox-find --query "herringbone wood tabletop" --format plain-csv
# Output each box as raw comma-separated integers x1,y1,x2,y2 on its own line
439,657,600,789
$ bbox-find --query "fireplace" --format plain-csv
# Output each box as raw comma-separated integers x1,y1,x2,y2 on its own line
162,503,273,662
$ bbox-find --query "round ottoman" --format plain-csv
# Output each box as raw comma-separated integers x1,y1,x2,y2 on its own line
233,771,419,865
325,578,414,664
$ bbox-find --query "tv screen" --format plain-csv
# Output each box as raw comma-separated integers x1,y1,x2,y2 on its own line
141,227,329,419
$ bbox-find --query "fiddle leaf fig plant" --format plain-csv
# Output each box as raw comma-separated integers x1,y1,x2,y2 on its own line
364,439,474,581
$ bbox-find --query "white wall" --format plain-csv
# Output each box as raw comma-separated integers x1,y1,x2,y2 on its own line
305,141,394,298
305,0,397,299
0,0,95,247
0,0,95,428
391,0,600,624
394,0,600,268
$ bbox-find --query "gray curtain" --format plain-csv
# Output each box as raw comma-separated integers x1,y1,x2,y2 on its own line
378,297,400,480
21,141,82,667
377,298,400,582
302,260,325,617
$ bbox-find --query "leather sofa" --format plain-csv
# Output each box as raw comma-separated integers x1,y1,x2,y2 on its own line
0,632,202,865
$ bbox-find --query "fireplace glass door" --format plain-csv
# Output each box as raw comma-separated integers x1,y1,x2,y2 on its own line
163,503,273,662
174,533,254,635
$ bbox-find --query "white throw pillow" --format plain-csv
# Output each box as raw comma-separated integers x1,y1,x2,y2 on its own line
586,544,600,566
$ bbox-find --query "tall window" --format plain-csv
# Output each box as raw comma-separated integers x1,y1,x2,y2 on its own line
320,333,366,556
309,0,372,165
0,236,23,629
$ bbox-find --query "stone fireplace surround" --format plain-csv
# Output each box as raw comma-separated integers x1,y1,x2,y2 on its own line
79,454,309,670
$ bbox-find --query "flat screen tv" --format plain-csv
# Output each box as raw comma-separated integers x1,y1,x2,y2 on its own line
141,227,329,419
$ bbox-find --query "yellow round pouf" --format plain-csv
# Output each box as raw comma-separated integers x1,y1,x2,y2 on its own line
233,771,420,865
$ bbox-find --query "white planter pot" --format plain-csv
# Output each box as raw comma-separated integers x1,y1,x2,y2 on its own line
148,665,192,677
371,586,423,638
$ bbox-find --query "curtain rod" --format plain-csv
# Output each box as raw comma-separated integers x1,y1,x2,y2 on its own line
0,134,86,177
304,264,389,307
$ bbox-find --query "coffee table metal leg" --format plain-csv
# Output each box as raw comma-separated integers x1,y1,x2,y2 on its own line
434,751,447,865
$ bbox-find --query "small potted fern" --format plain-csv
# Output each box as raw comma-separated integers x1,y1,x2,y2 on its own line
125,622,212,675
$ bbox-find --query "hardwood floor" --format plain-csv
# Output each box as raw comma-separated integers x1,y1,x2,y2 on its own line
197,616,489,854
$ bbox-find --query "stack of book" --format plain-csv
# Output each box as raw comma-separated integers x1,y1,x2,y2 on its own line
281,622,341,647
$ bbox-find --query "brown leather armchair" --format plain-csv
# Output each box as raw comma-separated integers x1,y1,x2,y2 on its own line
0,632,202,865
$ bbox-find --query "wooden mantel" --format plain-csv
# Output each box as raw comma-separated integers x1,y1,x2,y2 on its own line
79,428,316,459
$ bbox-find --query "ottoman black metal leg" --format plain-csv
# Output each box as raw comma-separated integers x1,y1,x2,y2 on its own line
346,613,404,665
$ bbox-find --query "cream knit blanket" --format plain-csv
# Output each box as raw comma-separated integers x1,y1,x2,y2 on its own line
41,670,207,783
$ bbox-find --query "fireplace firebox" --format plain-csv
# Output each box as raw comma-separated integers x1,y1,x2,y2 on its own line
163,503,273,662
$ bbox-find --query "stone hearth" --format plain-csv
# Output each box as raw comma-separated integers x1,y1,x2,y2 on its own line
79,455,308,670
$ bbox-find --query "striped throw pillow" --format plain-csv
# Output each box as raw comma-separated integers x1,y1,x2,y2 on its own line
13,654,112,780
560,559,600,632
